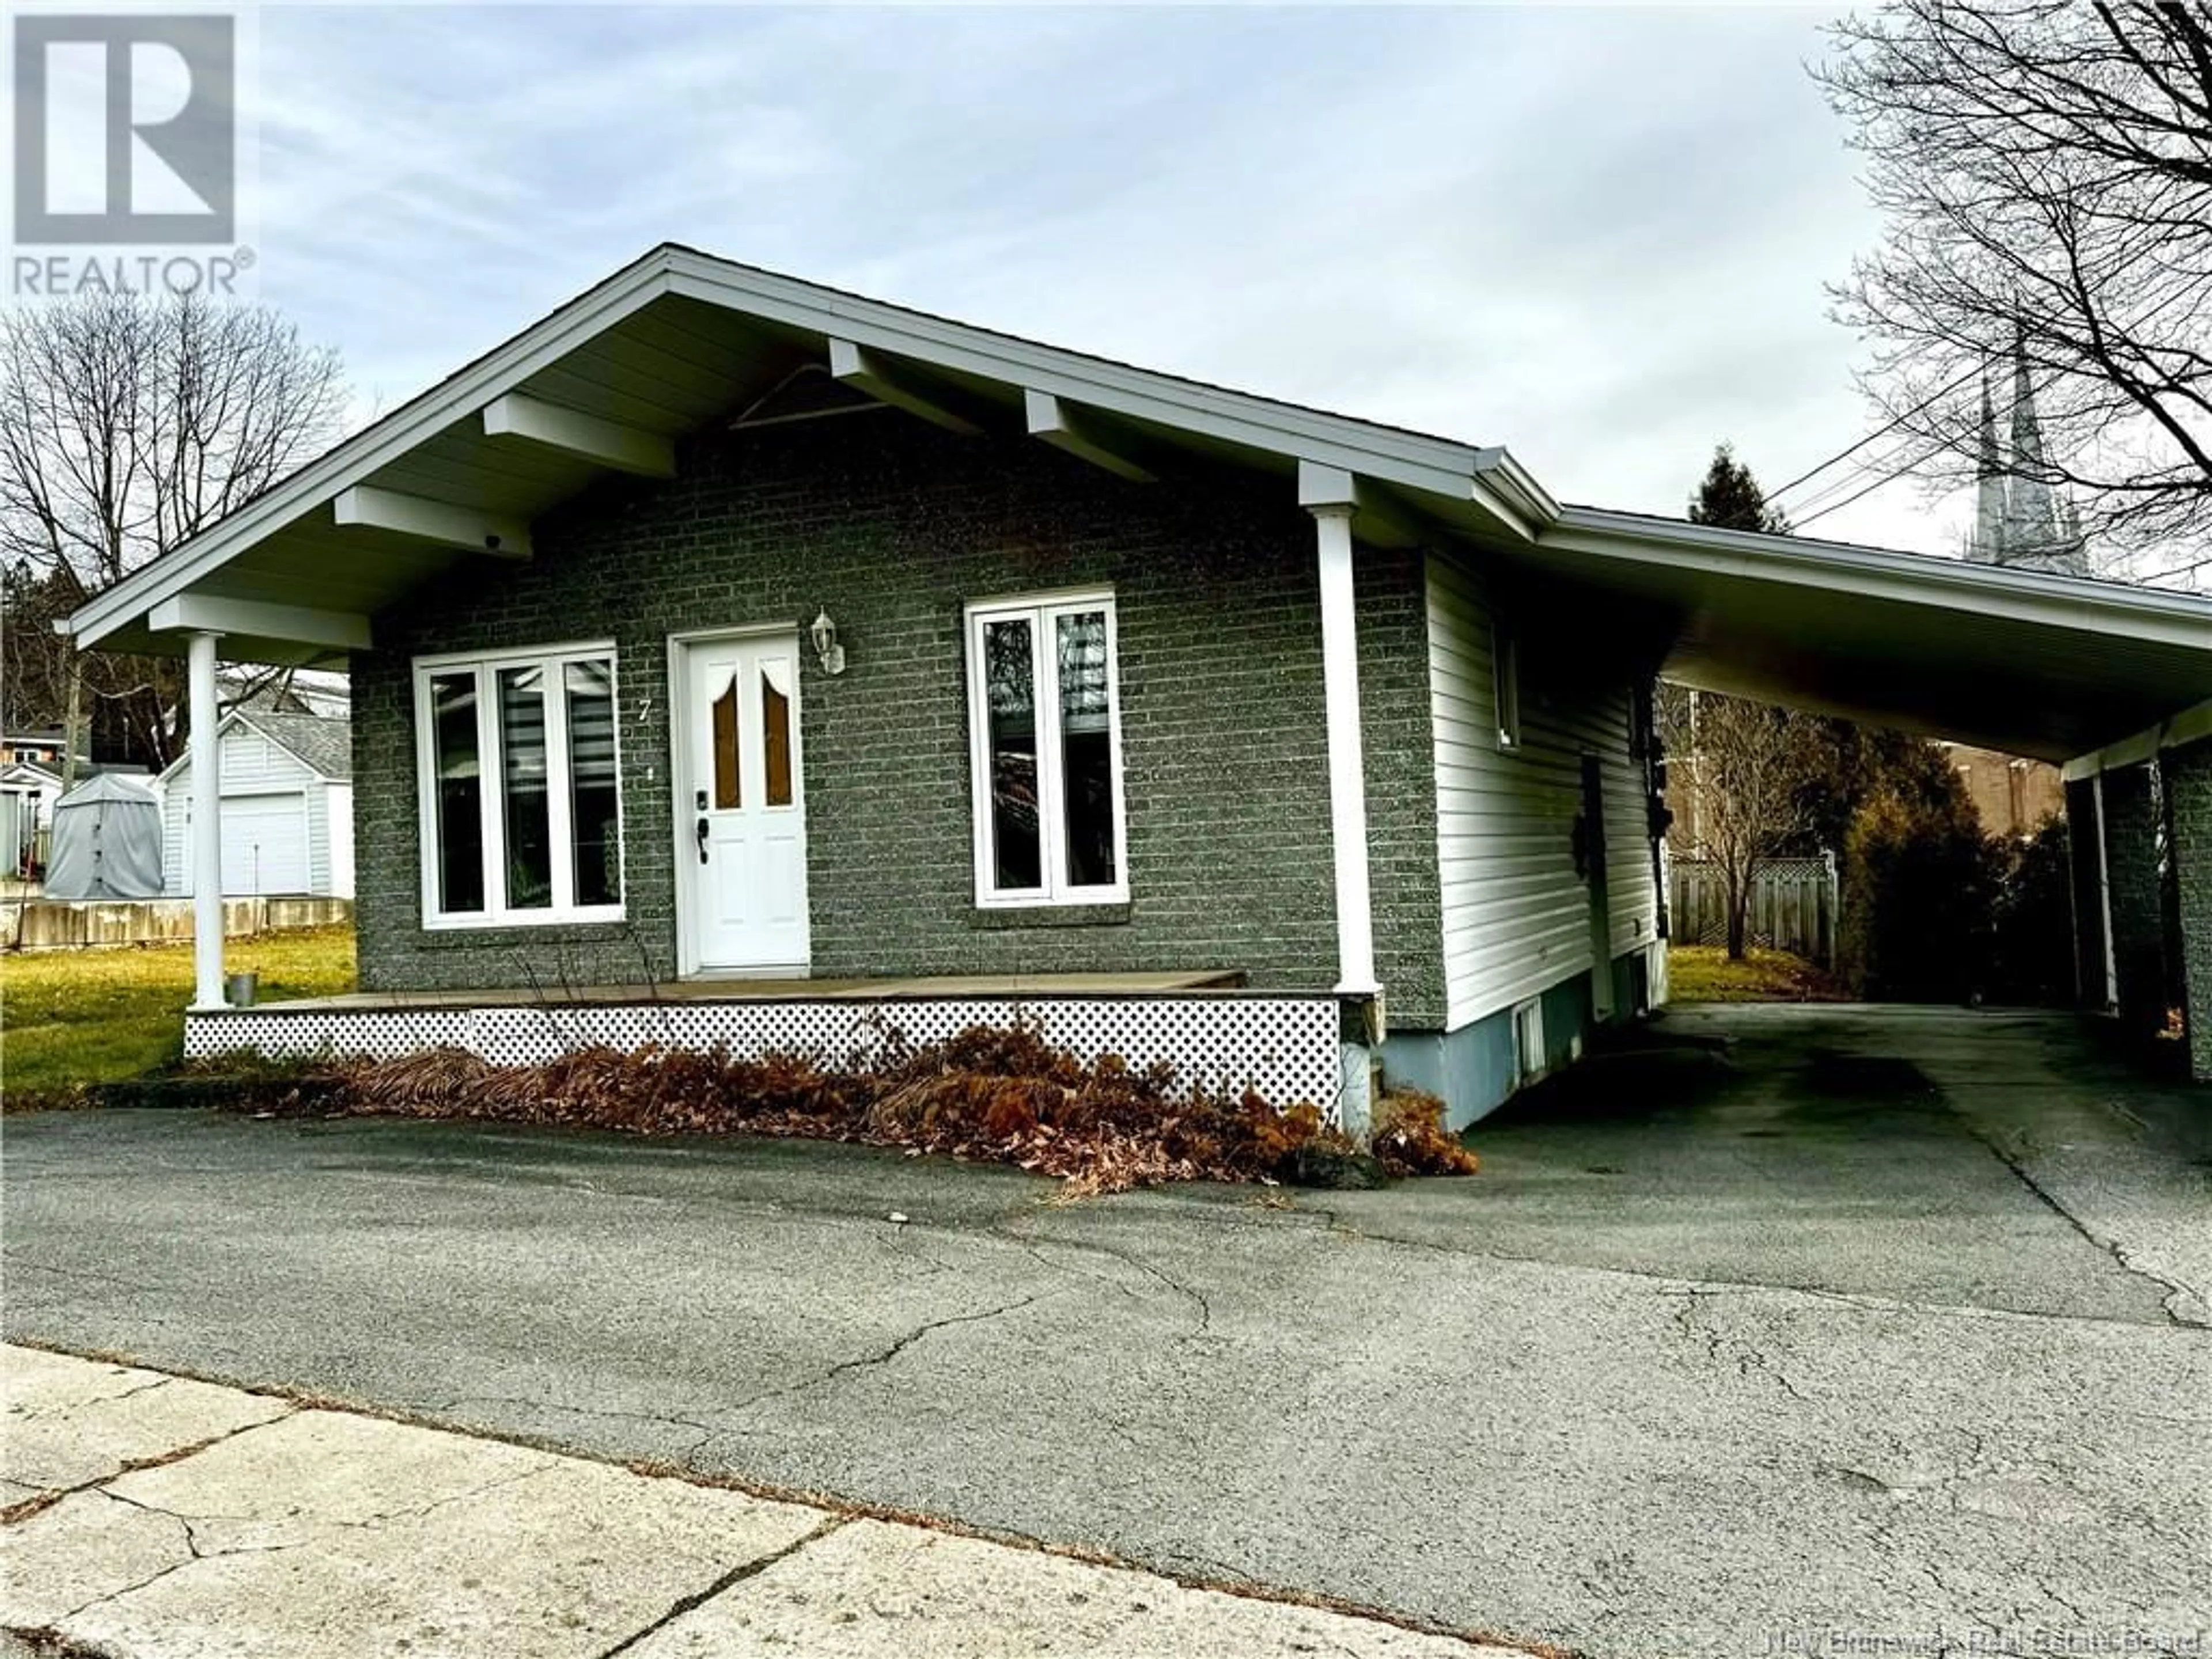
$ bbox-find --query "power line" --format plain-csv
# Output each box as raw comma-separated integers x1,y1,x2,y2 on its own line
1789,460,1929,531
1775,285,2212,521
1765,363,1987,508
1777,351,2086,534
1775,431,1931,521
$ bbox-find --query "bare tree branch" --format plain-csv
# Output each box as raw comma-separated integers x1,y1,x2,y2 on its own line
0,296,344,769
1816,0,2212,562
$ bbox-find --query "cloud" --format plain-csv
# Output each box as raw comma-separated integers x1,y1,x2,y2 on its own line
241,4,1959,555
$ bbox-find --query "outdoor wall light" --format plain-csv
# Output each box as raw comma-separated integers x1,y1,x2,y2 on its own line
810,608,847,676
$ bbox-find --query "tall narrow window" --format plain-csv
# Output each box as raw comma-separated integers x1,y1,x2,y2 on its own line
413,643,624,926
982,616,1041,891
429,671,484,915
565,658,621,907
966,592,1124,906
1056,610,1115,888
498,665,553,910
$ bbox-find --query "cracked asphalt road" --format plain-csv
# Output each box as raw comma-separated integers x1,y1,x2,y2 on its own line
6,1005,2209,1657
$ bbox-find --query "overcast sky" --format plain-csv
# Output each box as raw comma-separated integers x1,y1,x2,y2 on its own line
246,4,1960,555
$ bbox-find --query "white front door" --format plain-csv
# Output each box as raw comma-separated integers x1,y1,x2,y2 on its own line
676,634,809,974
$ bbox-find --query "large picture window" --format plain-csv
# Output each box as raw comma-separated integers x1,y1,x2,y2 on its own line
413,643,623,926
965,590,1127,907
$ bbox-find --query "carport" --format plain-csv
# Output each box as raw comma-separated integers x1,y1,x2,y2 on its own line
1502,506,2212,1076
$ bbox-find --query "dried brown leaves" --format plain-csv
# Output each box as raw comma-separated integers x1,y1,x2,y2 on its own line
297,1020,1478,1196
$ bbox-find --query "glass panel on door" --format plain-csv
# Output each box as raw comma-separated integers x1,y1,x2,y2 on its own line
762,666,793,808
710,676,740,810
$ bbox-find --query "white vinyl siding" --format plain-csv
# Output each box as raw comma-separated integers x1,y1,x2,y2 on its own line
164,723,338,897
1427,554,1659,1031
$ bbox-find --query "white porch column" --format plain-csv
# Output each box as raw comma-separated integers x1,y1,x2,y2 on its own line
1310,500,1377,995
187,628,225,1010
2090,771,2119,1011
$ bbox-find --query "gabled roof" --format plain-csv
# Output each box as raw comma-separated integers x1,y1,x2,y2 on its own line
245,711,352,781
60,241,2212,764
158,709,352,784
65,243,1554,664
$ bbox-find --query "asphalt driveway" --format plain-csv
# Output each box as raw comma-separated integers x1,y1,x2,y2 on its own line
6,1005,2208,1657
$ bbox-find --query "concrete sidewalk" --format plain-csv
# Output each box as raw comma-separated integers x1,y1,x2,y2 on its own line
0,1344,1531,1658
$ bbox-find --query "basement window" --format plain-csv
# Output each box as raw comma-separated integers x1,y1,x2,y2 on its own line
413,642,624,927
1512,997,1546,1083
965,589,1127,907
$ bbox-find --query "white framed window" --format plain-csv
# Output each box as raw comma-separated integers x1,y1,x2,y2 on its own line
965,589,1127,907
412,641,624,928
1493,619,1522,751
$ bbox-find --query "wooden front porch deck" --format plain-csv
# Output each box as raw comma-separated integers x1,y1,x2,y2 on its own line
255,969,1247,1013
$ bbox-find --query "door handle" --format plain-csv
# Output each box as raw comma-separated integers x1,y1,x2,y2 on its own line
695,816,710,864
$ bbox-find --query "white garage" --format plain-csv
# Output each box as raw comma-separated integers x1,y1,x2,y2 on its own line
161,710,354,898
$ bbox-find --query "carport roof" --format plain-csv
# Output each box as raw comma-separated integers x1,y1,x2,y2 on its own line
65,241,2212,764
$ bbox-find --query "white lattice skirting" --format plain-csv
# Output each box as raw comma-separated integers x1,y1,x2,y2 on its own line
185,995,1347,1120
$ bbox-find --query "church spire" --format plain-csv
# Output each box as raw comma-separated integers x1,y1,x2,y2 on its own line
1970,373,2005,565
2005,331,2058,557
1961,338,2089,577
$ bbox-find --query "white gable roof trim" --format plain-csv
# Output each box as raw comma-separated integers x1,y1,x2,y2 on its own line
66,244,1555,653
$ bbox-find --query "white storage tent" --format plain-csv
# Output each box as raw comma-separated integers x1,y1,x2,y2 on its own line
46,774,165,899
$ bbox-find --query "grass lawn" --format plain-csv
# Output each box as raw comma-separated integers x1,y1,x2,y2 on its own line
2,926,356,1105
1668,944,1848,1003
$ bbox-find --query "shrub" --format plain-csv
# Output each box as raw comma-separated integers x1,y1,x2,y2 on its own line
1986,817,2076,1007
1838,787,2001,1001
282,1019,1480,1198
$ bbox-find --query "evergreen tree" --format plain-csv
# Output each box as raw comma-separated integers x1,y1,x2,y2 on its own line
1687,444,1790,534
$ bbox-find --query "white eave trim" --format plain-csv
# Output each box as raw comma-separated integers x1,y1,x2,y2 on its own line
1544,506,2212,647
65,250,1690,650
67,249,678,648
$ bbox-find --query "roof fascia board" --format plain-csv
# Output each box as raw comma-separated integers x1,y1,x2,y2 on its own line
69,251,677,647
1546,507,2212,650
1475,447,1560,533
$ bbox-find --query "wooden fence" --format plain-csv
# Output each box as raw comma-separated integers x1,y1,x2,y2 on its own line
1669,854,1838,965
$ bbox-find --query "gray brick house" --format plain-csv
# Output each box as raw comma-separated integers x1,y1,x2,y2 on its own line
68,247,2212,1128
